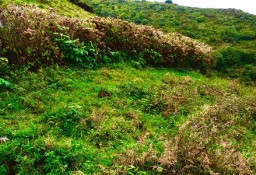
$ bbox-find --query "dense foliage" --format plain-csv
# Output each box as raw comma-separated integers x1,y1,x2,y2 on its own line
0,5,214,72
80,0,256,81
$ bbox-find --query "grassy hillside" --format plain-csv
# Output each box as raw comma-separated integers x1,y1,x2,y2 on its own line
1,64,256,174
80,0,256,82
0,0,256,174
0,0,93,18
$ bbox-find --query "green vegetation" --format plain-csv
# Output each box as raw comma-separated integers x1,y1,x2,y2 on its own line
0,0,256,174
80,0,256,82
0,5,213,72
1,65,255,174
0,0,92,18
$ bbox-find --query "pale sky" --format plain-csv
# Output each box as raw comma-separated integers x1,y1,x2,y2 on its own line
147,0,256,15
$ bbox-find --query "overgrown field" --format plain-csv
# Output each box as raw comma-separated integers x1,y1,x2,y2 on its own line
0,0,256,174
1,65,256,174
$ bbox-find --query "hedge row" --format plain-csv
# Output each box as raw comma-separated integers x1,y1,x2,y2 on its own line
0,5,214,72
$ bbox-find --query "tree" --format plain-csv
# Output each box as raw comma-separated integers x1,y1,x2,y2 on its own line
165,0,173,4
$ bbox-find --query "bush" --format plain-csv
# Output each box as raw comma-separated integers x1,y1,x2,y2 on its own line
170,94,256,174
89,17,214,72
0,5,62,66
216,46,256,82
0,78,12,90
53,31,98,68
0,57,9,76
0,5,214,72
217,47,256,70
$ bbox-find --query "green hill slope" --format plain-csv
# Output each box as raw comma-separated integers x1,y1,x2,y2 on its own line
80,0,256,82
0,0,256,174
0,0,93,18
1,65,256,174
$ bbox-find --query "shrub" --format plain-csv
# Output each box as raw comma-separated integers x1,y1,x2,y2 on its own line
0,5,62,66
0,5,214,72
217,47,256,70
169,94,255,174
89,17,214,72
216,46,256,81
53,31,98,68
0,57,9,76
0,78,12,90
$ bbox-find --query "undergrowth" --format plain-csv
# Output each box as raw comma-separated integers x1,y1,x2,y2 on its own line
0,64,255,174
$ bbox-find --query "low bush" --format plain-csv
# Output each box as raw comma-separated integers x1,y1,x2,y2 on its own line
53,31,98,68
216,46,256,82
169,94,256,174
216,46,256,71
0,5,62,66
0,57,9,76
0,78,12,90
0,5,214,72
